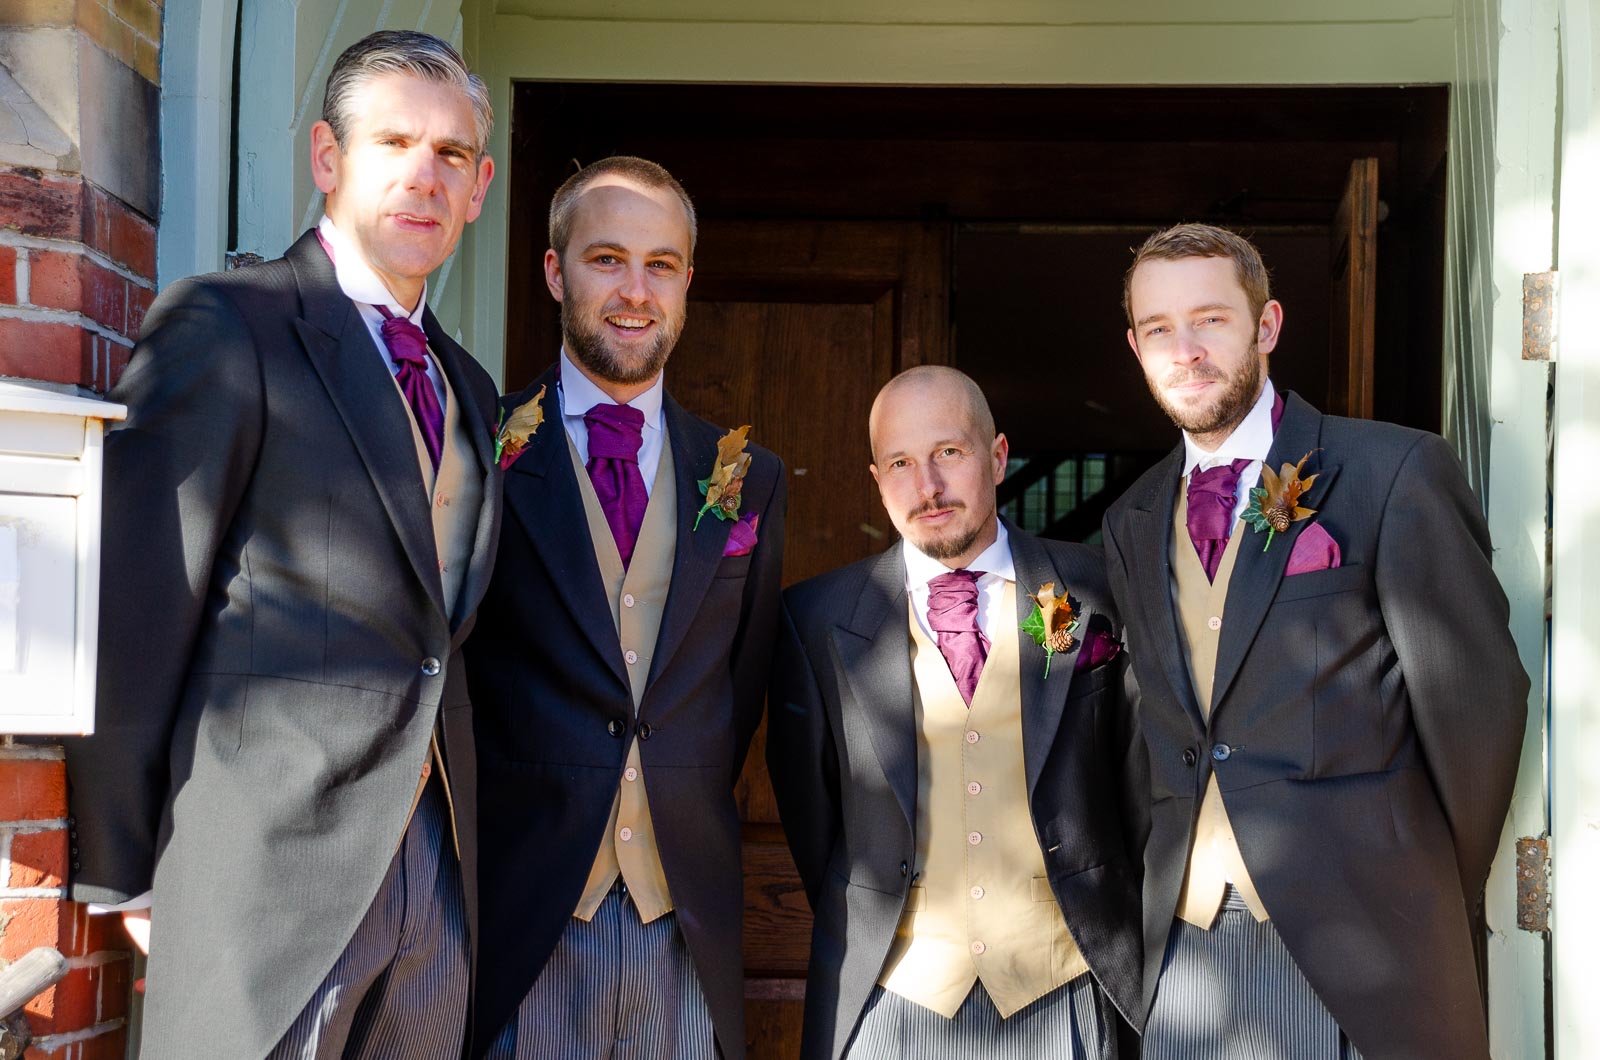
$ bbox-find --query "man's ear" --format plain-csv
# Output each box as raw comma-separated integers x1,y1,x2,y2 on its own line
1126,328,1142,361
464,156,496,223
310,121,340,196
543,249,565,303
991,432,1010,484
1256,299,1284,355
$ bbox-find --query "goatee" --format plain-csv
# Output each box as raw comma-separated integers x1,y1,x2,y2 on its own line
1150,345,1263,439
562,300,684,387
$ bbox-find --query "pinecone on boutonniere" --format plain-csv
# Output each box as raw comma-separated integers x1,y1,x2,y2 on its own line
695,425,753,530
1244,449,1320,551
1021,582,1079,679
494,385,546,469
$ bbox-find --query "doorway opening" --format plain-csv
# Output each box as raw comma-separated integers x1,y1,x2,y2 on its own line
505,80,1450,1056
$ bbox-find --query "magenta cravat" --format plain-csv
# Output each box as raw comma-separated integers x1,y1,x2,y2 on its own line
374,306,444,472
584,403,649,569
926,569,990,706
1186,460,1250,581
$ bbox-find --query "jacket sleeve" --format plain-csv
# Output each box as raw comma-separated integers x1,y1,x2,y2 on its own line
766,597,842,907
1374,432,1530,906
730,455,788,782
63,279,264,905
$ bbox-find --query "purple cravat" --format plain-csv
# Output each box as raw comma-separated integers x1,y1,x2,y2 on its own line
926,569,990,706
584,403,649,569
374,306,444,472
1186,459,1250,581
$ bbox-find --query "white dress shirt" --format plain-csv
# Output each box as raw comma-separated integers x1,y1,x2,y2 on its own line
556,348,667,498
903,521,1016,643
317,215,447,408
1180,379,1278,527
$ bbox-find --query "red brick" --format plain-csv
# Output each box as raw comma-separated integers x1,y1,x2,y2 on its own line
25,249,130,333
0,759,67,821
0,245,16,303
8,828,68,889
107,342,133,389
127,282,154,336
78,901,132,954
29,963,97,1033
80,1030,132,1060
0,898,62,957
0,168,83,240
28,249,79,309
85,183,155,278
0,318,91,386
96,954,131,1020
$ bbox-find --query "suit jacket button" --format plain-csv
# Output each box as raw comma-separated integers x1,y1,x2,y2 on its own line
637,722,653,740
420,657,441,676
900,861,909,877
1182,748,1197,767
1212,743,1232,762
607,719,626,737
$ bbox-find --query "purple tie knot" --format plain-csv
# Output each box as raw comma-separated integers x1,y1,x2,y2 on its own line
925,568,990,706
1186,458,1251,581
585,403,646,463
583,403,649,569
374,306,443,472
378,314,431,368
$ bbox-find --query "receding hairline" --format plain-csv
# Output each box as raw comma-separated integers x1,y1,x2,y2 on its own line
869,366,997,461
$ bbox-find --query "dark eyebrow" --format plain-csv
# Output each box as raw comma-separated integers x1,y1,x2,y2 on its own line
1134,312,1171,329
1190,303,1233,315
369,128,477,158
580,243,687,263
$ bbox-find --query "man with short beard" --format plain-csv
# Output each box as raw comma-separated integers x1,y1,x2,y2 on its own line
768,366,1146,1059
466,156,786,1060
1102,223,1528,1059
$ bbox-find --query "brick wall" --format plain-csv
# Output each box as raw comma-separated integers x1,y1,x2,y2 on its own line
1,1,160,1055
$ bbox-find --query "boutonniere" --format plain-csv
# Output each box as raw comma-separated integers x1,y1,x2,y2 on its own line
1020,582,1078,679
694,424,753,530
494,385,546,470
1243,449,1320,551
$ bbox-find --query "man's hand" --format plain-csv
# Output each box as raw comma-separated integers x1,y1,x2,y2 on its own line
121,908,151,956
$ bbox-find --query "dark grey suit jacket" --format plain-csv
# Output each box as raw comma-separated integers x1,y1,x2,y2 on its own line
768,526,1148,1060
466,366,787,1060
64,231,502,1060
1101,390,1529,1060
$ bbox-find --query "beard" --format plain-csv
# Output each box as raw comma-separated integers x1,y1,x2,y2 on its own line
1148,343,1264,438
904,499,984,560
562,295,685,387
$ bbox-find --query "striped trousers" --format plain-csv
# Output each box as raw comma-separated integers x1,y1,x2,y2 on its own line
267,779,470,1060
845,974,1112,1059
485,882,718,1060
1144,887,1365,1060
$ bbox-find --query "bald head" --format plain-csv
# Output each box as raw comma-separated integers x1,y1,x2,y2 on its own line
869,366,1007,568
869,366,996,463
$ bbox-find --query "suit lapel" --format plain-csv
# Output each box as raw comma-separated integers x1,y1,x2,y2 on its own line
287,232,446,618
645,395,735,687
1009,525,1085,798
1209,391,1342,718
501,368,629,688
1126,444,1207,733
424,310,500,636
830,548,918,831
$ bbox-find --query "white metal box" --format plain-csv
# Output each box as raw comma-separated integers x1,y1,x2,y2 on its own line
0,380,126,735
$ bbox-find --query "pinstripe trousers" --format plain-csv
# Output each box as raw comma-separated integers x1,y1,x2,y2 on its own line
267,779,470,1060
1144,888,1364,1060
845,974,1112,1059
485,882,718,1060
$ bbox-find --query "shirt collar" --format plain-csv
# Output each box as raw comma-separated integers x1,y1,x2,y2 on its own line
1181,378,1277,476
317,215,427,326
558,347,665,430
902,519,1015,591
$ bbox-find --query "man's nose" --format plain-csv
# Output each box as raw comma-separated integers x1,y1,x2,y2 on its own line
915,463,943,499
404,148,441,193
618,263,652,304
1172,330,1206,364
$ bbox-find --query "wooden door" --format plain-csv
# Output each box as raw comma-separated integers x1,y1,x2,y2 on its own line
664,219,949,1057
1327,157,1379,418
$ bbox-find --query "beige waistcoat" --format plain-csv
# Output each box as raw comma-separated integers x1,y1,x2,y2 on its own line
1171,483,1270,928
878,581,1090,1018
394,358,484,855
567,428,677,923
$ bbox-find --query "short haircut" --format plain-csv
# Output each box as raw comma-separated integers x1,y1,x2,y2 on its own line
548,156,698,263
870,365,996,460
1122,223,1272,326
322,30,493,158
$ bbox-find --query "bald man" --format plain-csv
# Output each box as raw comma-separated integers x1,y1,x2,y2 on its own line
768,367,1147,1059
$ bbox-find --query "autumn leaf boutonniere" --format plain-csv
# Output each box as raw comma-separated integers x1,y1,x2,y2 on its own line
695,425,753,530
1020,582,1079,679
1243,449,1320,551
494,385,547,470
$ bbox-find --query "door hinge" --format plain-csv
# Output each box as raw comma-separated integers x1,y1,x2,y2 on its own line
1522,271,1558,361
1516,835,1551,933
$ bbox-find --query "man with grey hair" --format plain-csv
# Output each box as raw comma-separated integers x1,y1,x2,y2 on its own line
65,29,499,1059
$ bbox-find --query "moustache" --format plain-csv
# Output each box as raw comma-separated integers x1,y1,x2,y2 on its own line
1163,366,1227,388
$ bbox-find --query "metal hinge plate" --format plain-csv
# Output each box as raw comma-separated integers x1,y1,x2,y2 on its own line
1516,835,1551,933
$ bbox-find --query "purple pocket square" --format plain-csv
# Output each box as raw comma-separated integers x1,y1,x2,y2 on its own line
1285,521,1341,576
723,512,759,557
1073,626,1122,673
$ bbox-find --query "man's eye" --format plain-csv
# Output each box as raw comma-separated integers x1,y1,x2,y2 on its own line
1145,326,1167,337
595,255,619,265
940,448,961,458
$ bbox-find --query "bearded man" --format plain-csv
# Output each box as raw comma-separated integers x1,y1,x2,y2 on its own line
466,156,786,1060
1102,223,1528,1060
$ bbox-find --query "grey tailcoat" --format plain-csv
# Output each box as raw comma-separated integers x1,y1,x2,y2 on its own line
64,231,503,1060
1101,390,1529,1060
